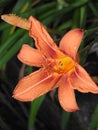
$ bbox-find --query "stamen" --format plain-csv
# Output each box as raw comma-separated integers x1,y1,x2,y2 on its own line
52,57,75,74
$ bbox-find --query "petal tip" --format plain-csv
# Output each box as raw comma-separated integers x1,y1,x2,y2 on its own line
12,92,28,102
77,28,84,35
65,107,80,112
12,94,18,100
60,101,80,112
12,87,22,100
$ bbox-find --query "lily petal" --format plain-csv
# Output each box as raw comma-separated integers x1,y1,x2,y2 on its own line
58,75,79,112
17,44,46,67
60,29,84,60
70,63,98,93
29,16,64,58
13,68,61,101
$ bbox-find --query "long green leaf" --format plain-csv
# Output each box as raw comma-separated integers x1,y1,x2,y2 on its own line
0,32,30,68
28,95,45,130
90,104,98,130
0,29,26,55
61,110,71,130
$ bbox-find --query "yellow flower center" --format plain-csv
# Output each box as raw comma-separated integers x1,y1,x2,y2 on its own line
52,56,75,74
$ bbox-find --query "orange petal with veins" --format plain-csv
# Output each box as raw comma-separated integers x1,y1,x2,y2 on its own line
60,28,84,60
13,68,61,101
17,44,46,67
29,16,64,58
70,63,98,93
58,75,79,112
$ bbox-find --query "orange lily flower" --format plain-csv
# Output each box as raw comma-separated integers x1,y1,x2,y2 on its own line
1,14,98,112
